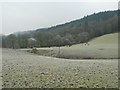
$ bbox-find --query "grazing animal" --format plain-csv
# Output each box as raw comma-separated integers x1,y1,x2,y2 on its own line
85,42,89,46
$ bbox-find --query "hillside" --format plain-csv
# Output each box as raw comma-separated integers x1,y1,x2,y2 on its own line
61,33,118,59
58,33,119,59
89,32,118,44
2,10,119,48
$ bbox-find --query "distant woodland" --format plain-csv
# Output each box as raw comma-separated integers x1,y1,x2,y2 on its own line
1,10,120,48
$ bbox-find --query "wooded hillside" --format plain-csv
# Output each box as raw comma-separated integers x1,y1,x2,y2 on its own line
2,10,120,48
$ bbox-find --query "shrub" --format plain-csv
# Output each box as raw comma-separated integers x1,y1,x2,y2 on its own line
31,48,38,54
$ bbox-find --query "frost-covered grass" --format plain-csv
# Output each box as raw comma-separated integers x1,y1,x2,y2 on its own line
2,49,118,88
2,33,119,88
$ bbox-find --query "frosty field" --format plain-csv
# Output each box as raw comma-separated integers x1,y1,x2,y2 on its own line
2,48,118,88
2,33,119,88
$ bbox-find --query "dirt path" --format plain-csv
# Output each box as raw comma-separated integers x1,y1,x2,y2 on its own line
2,48,118,88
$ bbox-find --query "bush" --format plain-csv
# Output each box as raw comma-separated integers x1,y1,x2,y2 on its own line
31,48,38,54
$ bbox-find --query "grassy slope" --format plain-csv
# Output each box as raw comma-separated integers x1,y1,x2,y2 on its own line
27,33,118,59
59,33,118,59
89,33,118,44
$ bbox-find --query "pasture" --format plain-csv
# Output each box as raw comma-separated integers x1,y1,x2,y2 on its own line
25,33,119,59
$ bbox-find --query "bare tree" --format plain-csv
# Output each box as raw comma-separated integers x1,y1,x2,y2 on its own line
28,38,37,48
64,34,74,46
78,32,90,43
52,35,62,58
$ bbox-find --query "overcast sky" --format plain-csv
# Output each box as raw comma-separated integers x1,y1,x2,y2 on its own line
0,1,119,35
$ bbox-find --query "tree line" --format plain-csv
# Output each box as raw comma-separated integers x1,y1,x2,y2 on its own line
1,10,120,48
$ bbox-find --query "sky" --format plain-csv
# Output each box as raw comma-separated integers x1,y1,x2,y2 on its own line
0,0,119,35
